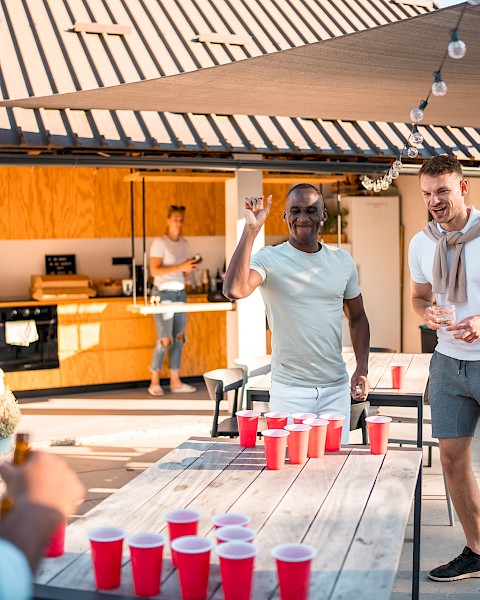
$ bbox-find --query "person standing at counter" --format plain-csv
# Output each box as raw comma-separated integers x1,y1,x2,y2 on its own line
148,205,199,396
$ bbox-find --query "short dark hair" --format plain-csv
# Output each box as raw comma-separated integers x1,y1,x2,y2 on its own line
418,154,463,179
286,183,322,200
168,204,186,217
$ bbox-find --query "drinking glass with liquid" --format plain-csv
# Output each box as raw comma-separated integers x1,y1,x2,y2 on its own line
435,305,456,327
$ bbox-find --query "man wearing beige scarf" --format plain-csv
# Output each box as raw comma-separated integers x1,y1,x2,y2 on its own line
409,154,480,582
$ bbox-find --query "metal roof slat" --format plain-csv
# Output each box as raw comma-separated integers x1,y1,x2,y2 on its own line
297,118,335,152
337,120,372,153
332,1,371,30
43,0,102,91
269,0,319,43
4,1,54,97
292,1,335,40
114,110,148,145
318,121,354,153
329,121,362,154
219,0,278,54
208,115,244,150
353,0,387,26
0,5,31,100
256,0,310,46
314,1,359,35
311,121,344,154
163,112,198,148
138,110,177,148
203,114,233,149
231,114,269,150
182,113,211,149
360,121,396,154
235,0,286,51
289,118,322,153
450,127,480,159
188,113,223,148
88,109,122,143
376,121,407,152
192,0,252,61
349,121,383,154
429,124,471,158
249,115,279,151
274,116,312,151
302,1,347,37
177,0,237,65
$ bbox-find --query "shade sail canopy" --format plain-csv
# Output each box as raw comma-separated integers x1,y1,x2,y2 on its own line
1,4,479,128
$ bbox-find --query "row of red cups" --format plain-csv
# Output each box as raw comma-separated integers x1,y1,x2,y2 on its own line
237,410,392,469
86,509,315,600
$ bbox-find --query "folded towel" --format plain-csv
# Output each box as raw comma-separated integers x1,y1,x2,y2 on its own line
5,320,39,347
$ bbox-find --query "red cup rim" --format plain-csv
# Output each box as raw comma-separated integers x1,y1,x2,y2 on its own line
215,526,256,543
365,416,392,424
390,363,406,368
262,429,290,438
318,413,345,422
215,542,259,560
127,532,167,548
87,526,126,542
211,513,251,527
170,535,214,554
284,424,311,432
236,410,261,417
271,543,317,562
163,508,201,524
264,412,289,419
291,412,317,420
302,418,329,426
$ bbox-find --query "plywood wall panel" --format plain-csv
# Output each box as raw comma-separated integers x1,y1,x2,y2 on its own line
95,168,132,238
53,168,96,238
8,167,55,239
263,183,289,236
0,168,10,239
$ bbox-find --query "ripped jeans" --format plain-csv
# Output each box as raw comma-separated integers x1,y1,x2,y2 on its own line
149,288,187,372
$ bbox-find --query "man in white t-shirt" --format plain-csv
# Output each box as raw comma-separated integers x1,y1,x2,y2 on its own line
409,154,480,582
223,184,370,438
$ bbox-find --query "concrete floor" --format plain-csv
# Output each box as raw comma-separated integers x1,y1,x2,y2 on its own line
15,385,480,598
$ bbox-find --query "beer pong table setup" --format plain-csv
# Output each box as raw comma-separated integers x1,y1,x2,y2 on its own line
34,427,422,600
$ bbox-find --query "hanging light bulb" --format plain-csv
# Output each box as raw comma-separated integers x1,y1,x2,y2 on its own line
392,159,403,171
386,175,393,185
409,100,428,124
432,71,447,97
409,126,424,146
407,146,419,158
365,181,373,191
448,29,467,59
381,179,389,191
390,169,400,180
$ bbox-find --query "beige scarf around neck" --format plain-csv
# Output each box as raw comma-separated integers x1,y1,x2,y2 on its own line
423,215,480,303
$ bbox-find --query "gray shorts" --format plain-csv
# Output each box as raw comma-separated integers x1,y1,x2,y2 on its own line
428,351,480,438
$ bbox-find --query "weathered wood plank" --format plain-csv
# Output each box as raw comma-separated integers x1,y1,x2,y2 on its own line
330,449,422,600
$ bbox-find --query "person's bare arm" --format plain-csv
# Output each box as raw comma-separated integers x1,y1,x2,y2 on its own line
150,256,198,277
0,452,85,572
223,195,272,300
410,280,439,330
344,294,370,400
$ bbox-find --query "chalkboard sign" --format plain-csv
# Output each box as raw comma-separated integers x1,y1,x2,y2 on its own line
45,254,76,275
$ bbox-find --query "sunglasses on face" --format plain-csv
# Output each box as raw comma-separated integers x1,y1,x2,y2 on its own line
169,205,185,211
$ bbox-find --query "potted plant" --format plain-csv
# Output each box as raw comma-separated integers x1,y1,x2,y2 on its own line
0,370,22,457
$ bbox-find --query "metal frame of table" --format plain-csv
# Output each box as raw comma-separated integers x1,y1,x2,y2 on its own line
35,438,422,600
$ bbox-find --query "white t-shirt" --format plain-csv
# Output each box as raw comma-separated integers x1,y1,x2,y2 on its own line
150,235,191,291
409,205,480,361
250,242,360,387
0,540,32,600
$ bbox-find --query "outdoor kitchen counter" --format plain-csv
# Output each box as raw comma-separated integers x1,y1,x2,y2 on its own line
3,296,229,393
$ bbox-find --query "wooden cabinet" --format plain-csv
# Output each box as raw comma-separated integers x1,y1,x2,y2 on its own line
5,297,227,392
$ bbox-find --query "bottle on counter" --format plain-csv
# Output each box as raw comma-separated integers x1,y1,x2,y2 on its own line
215,268,223,292
0,432,31,518
202,269,210,294
185,274,193,294
195,274,203,294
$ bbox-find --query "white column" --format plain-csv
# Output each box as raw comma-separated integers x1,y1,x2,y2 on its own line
225,160,266,366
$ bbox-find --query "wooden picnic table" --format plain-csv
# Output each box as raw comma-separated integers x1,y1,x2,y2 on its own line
246,353,432,447
34,437,422,600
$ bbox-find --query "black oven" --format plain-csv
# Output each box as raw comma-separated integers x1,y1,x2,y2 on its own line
0,305,59,372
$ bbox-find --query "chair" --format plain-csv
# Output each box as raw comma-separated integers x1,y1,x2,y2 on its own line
203,368,246,438
350,398,370,445
234,355,272,379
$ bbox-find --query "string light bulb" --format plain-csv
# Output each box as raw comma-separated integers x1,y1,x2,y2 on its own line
448,29,467,59
409,126,424,146
432,71,447,97
392,159,403,171
410,100,428,123
389,169,399,180
407,146,419,158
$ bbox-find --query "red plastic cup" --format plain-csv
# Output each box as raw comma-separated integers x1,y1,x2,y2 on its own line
170,536,214,600
271,543,317,600
236,410,261,447
211,513,251,529
292,412,316,424
262,429,290,470
302,418,329,458
319,413,346,452
366,415,392,455
391,364,406,389
87,526,126,590
215,526,256,545
284,424,311,464
265,412,289,430
164,509,201,567
43,519,66,557
215,542,259,600
127,532,167,597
